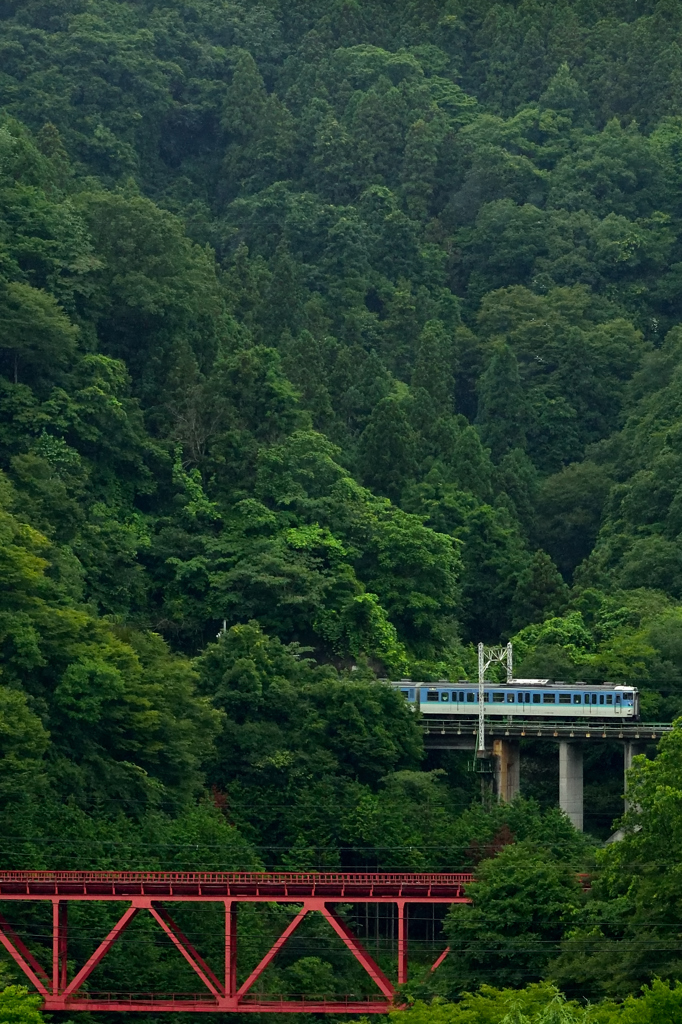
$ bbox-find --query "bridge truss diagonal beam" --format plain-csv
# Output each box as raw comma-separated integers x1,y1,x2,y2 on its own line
63,904,140,998
236,904,309,998
430,946,450,973
320,903,395,998
149,905,225,998
0,910,50,996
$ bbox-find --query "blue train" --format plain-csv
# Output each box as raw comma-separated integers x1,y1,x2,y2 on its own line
389,679,639,719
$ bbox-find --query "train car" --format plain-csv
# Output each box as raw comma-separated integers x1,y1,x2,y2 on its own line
389,679,639,719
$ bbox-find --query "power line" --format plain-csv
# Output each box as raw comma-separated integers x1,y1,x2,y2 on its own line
0,837,597,848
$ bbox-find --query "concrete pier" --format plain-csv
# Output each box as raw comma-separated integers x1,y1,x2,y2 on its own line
559,742,583,830
624,742,640,812
493,739,520,802
422,717,663,827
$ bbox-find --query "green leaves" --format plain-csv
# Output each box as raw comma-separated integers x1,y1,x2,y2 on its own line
475,287,648,472
392,979,682,1023
55,657,127,722
0,281,78,379
194,621,424,865
551,723,682,998
0,470,221,814
0,985,45,1024
442,842,583,993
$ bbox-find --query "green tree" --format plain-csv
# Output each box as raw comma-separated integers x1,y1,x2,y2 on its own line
536,464,613,578
194,622,423,865
539,64,591,125
547,120,663,220
0,985,45,1024
412,319,455,415
79,191,228,408
554,721,682,998
442,842,582,994
458,501,530,641
388,978,682,1023
0,469,220,814
358,394,419,502
476,344,527,461
511,551,570,631
0,281,78,386
388,984,606,1024
620,980,682,1023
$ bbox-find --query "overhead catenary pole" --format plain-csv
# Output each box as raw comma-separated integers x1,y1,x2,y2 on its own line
477,642,485,756
477,642,514,757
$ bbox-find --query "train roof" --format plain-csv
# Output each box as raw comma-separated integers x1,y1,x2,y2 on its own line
388,678,636,690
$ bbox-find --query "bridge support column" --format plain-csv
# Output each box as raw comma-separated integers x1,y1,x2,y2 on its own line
397,901,407,984
559,742,583,831
225,900,237,997
624,742,640,813
493,739,520,802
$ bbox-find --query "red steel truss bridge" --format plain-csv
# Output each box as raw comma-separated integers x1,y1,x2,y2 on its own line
0,870,473,1014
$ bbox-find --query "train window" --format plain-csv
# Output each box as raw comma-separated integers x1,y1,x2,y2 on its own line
592,694,598,704
506,693,515,703
485,692,491,702
573,694,582,704
525,693,530,703
492,693,505,702
459,692,465,702
543,693,556,703
426,691,439,702
400,689,410,698
623,691,634,701
440,692,449,701
559,694,571,704
606,694,613,705
533,693,541,703
599,694,604,704
467,692,475,702
615,695,621,704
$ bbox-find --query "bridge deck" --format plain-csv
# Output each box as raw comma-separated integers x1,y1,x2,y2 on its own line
0,870,470,900
422,716,672,746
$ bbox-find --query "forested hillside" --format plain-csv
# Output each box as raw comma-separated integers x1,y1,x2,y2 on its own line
5,0,682,1012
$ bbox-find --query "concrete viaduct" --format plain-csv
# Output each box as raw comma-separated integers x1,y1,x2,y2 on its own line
422,716,672,830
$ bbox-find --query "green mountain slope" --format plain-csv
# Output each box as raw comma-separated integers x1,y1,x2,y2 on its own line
3,0,682,1005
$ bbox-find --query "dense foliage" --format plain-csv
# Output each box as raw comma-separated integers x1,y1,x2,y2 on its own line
390,979,682,1023
5,0,682,1014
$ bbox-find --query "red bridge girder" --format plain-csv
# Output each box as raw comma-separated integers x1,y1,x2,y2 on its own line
0,872,472,1014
